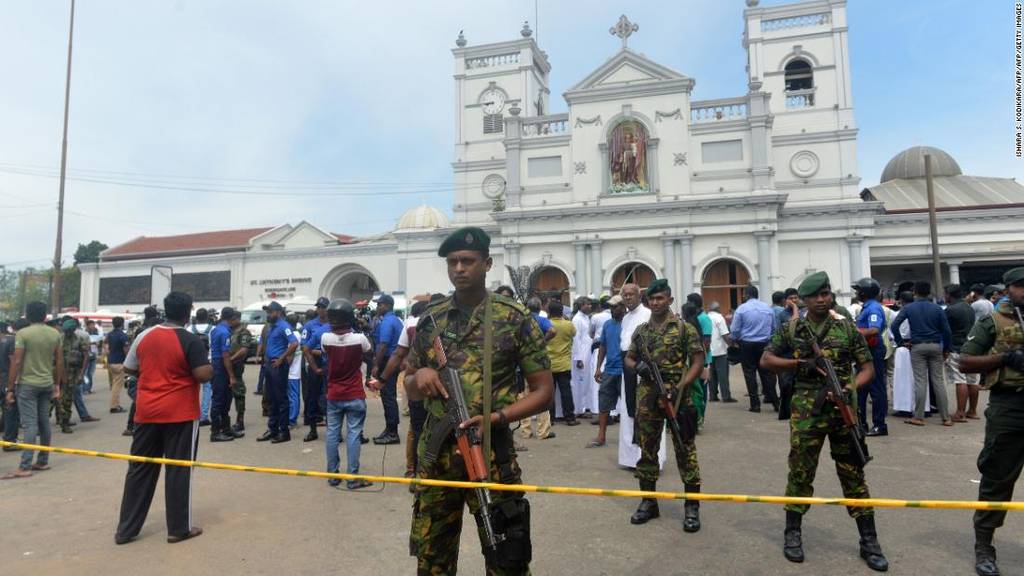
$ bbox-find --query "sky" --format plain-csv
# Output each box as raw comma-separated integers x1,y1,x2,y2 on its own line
0,0,1016,270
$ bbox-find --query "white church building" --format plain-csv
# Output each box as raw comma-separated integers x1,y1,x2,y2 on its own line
79,0,1024,315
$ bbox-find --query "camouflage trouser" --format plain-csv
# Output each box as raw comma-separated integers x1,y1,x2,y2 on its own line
410,439,530,576
54,372,81,425
785,387,872,518
635,406,701,486
231,364,246,416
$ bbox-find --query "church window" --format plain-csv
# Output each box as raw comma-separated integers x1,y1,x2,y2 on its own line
483,113,504,134
784,59,813,91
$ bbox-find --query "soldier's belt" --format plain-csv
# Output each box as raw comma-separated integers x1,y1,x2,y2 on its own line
4,439,1024,512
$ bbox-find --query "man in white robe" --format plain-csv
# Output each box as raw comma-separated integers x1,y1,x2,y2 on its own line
617,284,666,469
570,298,594,417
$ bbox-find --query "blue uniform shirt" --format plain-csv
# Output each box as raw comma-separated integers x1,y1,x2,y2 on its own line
601,318,624,376
265,317,300,360
209,321,232,370
303,316,330,365
856,299,887,350
375,311,403,356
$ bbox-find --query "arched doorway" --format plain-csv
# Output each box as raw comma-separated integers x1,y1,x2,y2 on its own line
701,259,751,316
611,262,656,295
321,264,380,304
530,266,570,306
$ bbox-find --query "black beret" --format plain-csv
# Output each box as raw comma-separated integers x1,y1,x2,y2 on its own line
438,226,491,257
645,278,670,297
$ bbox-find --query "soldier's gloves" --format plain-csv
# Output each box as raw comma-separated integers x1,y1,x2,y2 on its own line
635,361,653,380
1003,349,1024,371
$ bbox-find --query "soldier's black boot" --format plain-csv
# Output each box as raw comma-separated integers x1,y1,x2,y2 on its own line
855,515,889,572
210,417,235,442
783,510,804,563
304,424,318,442
232,413,245,433
683,484,701,533
974,527,1000,576
630,481,660,525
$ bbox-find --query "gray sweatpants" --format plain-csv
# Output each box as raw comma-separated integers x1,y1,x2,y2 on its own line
911,343,949,421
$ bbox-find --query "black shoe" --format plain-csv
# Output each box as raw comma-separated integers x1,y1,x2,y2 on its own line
865,426,888,437
683,484,701,532
709,396,720,402
359,433,369,445
975,528,1000,576
110,406,126,414
2,445,21,452
749,406,761,413
373,432,400,445
60,424,73,434
304,430,318,442
723,398,738,403
114,533,136,545
565,418,580,427
631,499,660,524
784,511,804,563
122,428,134,437
256,430,275,442
270,432,291,444
198,419,211,427
228,427,245,439
232,422,245,434
210,431,235,442
856,515,889,572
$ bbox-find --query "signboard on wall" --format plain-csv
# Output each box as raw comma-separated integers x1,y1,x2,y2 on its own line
249,277,312,297
173,271,231,301
99,276,152,305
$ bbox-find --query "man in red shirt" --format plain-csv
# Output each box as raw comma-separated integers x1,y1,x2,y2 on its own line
115,291,212,545
321,299,373,490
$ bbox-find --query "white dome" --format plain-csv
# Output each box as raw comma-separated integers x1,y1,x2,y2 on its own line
880,146,962,183
395,205,450,231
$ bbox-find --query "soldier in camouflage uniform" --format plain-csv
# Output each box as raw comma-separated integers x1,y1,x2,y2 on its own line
56,318,89,433
225,308,254,432
623,279,706,532
960,267,1024,576
409,226,553,576
761,271,888,572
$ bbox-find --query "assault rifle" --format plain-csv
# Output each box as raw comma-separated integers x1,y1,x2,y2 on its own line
801,323,872,468
635,332,686,450
420,332,503,555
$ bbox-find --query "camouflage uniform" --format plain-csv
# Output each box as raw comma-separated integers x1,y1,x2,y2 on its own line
766,315,873,518
56,331,88,426
629,315,704,486
229,324,254,417
409,293,550,576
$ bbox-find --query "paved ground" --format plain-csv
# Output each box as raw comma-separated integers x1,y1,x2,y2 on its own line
1,365,1020,576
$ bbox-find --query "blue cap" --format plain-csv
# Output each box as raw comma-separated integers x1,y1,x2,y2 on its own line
315,296,330,308
262,301,284,313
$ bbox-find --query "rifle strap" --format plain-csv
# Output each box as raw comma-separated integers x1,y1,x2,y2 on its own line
483,295,493,474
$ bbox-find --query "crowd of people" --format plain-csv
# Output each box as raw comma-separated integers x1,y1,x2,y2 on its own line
2,244,1022,575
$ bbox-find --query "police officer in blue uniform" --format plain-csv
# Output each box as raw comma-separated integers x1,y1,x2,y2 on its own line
257,301,300,444
209,308,241,442
300,297,331,442
853,278,888,437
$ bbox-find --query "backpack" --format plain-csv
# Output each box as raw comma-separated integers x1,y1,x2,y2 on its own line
191,324,212,354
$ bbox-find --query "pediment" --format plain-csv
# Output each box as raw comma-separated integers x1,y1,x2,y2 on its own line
275,221,340,249
569,48,688,92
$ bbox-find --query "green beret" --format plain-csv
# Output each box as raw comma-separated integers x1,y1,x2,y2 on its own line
797,271,831,298
438,226,491,257
1003,267,1024,287
645,278,671,297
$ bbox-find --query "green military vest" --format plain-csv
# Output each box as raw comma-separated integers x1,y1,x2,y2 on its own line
984,301,1024,389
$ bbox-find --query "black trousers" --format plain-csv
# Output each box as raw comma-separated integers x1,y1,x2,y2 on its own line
777,371,795,420
623,365,638,418
302,366,325,426
739,341,777,409
549,370,575,421
117,420,199,539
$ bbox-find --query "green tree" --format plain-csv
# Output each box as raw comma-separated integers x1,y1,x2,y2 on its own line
73,240,108,265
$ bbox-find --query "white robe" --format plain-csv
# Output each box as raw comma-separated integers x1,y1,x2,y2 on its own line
892,322,929,413
617,378,668,469
570,312,593,415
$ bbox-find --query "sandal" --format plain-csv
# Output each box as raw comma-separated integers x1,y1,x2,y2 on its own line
167,527,203,543
904,418,925,426
347,479,374,490
30,464,50,471
586,440,606,448
1,469,32,480
942,419,954,427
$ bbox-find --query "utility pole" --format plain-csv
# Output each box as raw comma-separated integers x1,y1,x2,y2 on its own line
51,0,76,315
925,154,943,302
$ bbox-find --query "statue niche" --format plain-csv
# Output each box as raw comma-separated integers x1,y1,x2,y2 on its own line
608,120,649,194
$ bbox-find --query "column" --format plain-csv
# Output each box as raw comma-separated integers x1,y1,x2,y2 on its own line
678,235,694,296
755,231,773,301
574,242,587,296
398,257,408,294
504,107,523,208
589,241,603,296
948,261,961,285
846,237,863,282
662,238,675,288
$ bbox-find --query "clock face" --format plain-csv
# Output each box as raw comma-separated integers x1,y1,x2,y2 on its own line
482,174,506,199
481,89,505,115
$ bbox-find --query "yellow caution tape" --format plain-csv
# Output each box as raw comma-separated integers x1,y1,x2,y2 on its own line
2,440,1020,511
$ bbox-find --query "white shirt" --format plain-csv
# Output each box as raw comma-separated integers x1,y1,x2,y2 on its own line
289,349,302,380
571,312,592,361
589,310,611,342
708,310,731,357
620,304,651,352
397,315,418,349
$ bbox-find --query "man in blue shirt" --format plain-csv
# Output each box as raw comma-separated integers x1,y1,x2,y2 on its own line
257,301,300,443
730,285,779,413
891,281,954,426
209,309,240,442
300,297,331,442
589,296,625,448
369,294,404,445
853,278,889,437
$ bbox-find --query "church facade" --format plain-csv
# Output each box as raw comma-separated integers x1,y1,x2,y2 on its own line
79,0,1024,315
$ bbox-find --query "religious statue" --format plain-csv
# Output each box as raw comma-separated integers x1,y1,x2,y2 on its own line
609,120,648,193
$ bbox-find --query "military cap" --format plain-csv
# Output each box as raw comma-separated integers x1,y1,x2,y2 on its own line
1004,267,1024,286
220,306,239,320
438,226,490,257
61,318,77,330
797,271,831,298
645,278,671,297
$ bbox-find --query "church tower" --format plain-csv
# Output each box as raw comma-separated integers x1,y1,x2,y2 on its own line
450,24,551,224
